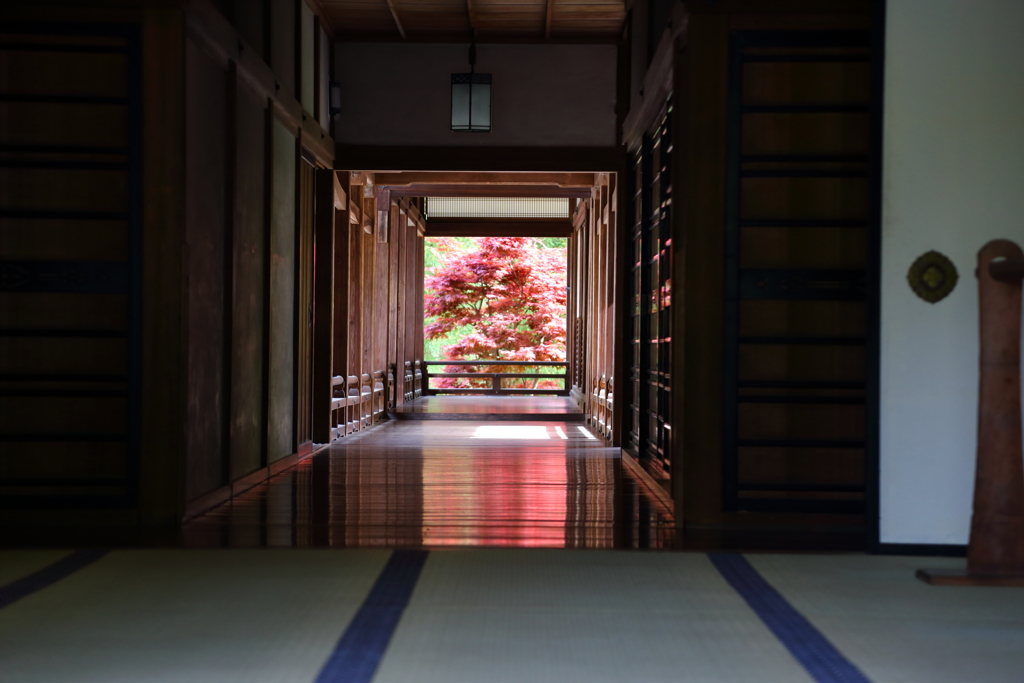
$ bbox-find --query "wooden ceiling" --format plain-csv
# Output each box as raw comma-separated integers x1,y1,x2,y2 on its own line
318,0,627,42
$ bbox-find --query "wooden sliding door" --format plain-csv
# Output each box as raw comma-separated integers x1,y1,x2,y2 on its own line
0,23,143,509
626,103,674,488
722,31,871,515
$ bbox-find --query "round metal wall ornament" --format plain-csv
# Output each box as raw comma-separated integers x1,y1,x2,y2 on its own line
907,250,958,303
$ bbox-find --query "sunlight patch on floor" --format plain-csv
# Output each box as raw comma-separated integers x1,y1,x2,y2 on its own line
472,425,551,440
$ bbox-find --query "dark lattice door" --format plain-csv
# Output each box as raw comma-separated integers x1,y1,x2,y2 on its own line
723,31,871,514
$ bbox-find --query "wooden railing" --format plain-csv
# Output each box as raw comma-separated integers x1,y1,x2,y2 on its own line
329,370,388,441
403,360,424,402
589,375,614,441
423,360,569,396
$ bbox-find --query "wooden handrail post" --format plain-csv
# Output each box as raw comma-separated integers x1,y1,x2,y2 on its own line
919,239,1024,585
989,258,1024,283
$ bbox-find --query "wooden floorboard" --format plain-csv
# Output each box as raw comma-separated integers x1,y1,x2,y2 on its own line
392,396,585,421
179,418,866,552
183,420,672,549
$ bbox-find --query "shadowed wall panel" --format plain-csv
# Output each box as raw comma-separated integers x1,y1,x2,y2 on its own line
333,43,616,147
299,1,315,113
318,25,329,125
296,160,315,449
184,37,227,502
269,0,295,102
229,86,267,480
267,118,297,462
230,0,266,61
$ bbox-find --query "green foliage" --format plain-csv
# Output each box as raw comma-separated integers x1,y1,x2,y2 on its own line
423,321,474,362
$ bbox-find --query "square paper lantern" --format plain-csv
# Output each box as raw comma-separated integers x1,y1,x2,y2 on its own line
451,73,491,132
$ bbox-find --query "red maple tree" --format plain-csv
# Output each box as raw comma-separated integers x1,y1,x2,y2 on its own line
424,237,566,390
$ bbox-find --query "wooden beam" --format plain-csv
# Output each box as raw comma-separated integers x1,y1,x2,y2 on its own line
335,144,625,173
333,32,622,46
333,171,346,209
384,0,407,39
376,188,391,242
425,218,573,237
376,172,595,187
362,193,375,234
573,199,588,229
389,184,592,198
407,202,421,225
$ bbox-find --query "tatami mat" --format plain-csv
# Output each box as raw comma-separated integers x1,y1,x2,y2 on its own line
0,549,389,683
748,554,1024,683
3,550,1024,682
0,550,73,587
374,550,812,683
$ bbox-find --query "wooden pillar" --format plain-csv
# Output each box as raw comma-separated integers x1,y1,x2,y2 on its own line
348,186,363,391
613,168,630,449
413,222,421,361
405,210,419,396
333,173,351,391
311,168,335,443
918,239,1024,585
566,228,577,395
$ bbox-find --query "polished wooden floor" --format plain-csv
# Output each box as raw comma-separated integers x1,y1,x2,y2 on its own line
391,396,585,421
183,420,674,549
0,401,862,551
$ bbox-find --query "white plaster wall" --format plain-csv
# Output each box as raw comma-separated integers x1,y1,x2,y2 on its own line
333,43,617,147
881,0,1024,544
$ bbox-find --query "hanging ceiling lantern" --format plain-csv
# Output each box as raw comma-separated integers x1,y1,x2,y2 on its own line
451,39,491,133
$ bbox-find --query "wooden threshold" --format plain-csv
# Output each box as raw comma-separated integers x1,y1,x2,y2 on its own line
181,443,326,523
916,569,1024,587
621,450,675,517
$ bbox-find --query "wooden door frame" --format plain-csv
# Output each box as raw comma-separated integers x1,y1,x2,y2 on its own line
335,148,627,414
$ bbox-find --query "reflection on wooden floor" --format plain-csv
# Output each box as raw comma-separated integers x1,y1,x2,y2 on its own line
183,421,673,549
391,396,585,421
